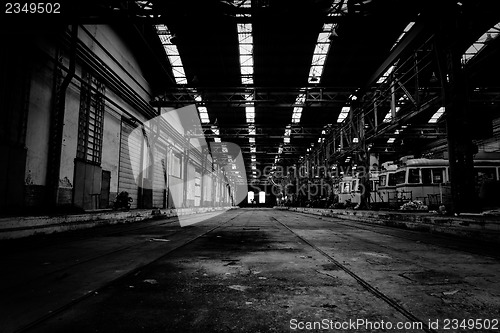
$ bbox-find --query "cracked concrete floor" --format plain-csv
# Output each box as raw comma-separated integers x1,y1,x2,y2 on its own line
6,208,500,333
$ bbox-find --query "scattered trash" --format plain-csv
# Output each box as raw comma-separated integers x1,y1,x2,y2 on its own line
299,256,306,259
129,286,135,288
143,279,158,285
252,271,262,275
150,238,170,242
443,289,459,296
245,301,253,305
225,272,231,275
258,277,267,280
228,285,248,291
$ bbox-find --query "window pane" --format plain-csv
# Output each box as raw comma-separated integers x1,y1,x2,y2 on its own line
408,168,420,184
432,168,445,183
422,169,432,184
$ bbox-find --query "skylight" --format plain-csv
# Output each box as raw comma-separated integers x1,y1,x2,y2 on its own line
245,106,255,123
308,23,336,83
376,64,396,84
237,23,254,85
387,137,396,144
156,24,220,139
281,17,337,161
463,22,500,63
391,22,415,51
337,106,350,123
198,106,210,124
383,106,401,123
382,96,407,123
236,4,255,174
428,107,445,123
155,25,187,85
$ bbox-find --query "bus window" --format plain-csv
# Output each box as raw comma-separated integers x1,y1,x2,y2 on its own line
379,174,387,187
475,168,497,183
395,170,406,185
408,168,420,184
422,168,432,184
432,168,445,183
388,172,400,186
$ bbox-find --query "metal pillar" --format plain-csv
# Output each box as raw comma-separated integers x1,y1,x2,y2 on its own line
435,2,477,213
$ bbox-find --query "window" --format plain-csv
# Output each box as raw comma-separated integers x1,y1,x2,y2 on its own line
422,168,432,184
171,154,182,178
475,167,497,183
388,173,397,186
341,182,350,193
394,171,406,185
379,174,387,187
408,168,420,184
77,71,105,164
432,168,445,183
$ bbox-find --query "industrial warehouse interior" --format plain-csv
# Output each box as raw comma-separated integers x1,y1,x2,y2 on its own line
1,0,500,332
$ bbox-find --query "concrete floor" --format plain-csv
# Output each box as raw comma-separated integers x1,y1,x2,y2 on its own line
1,208,499,332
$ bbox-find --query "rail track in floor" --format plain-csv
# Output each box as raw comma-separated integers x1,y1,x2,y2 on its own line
271,215,436,333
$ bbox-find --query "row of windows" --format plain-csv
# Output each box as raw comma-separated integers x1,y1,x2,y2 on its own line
380,167,500,186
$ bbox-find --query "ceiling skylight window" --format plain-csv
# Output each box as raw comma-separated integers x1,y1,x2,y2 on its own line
211,126,220,136
463,22,500,63
328,0,348,16
383,106,401,123
237,23,254,85
391,22,415,51
382,96,406,123
377,64,396,84
281,16,337,160
387,137,396,144
290,92,306,125
246,106,255,123
198,106,210,123
428,107,445,123
155,25,187,84
337,106,350,123
237,5,256,174
156,24,220,140
238,0,251,8
308,23,335,83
